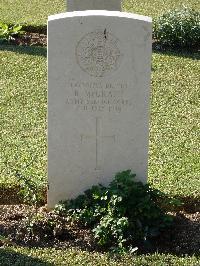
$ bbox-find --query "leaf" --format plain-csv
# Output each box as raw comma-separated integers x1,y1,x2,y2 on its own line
129,246,138,254
12,24,22,32
0,22,8,31
148,227,160,237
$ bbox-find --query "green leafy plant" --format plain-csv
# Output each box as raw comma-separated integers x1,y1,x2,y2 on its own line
15,171,45,214
0,22,24,42
15,171,48,238
153,6,200,48
55,170,174,252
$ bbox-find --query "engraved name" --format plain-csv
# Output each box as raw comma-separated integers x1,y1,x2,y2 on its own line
65,80,132,113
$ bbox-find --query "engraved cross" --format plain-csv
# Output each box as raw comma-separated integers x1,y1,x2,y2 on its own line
81,117,115,170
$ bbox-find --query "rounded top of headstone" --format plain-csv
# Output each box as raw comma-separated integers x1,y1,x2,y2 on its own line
67,0,121,12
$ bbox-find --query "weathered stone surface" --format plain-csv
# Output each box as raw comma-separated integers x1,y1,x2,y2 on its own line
67,0,121,11
48,11,152,208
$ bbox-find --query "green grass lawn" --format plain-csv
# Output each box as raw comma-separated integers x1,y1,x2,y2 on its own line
123,0,199,18
1,247,200,266
0,0,199,27
149,51,200,199
0,0,199,264
0,46,47,188
0,45,199,199
0,0,66,27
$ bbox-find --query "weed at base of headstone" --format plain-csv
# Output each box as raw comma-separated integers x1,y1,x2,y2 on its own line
54,170,177,253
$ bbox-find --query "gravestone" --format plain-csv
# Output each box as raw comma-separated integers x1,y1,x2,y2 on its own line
67,0,121,11
48,2,152,208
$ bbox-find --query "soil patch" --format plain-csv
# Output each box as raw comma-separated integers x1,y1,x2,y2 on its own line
9,33,47,46
0,205,199,255
0,205,97,251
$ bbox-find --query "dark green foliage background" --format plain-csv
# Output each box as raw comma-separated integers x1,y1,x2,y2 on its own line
154,7,200,48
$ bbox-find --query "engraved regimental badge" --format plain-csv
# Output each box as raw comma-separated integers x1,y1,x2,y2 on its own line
76,29,123,77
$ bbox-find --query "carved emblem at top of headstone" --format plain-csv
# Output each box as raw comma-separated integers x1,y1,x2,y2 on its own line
76,29,123,77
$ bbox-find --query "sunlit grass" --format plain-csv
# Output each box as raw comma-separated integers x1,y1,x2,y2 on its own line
0,46,47,187
123,0,199,18
1,247,200,266
0,46,199,198
0,0,198,27
149,51,200,198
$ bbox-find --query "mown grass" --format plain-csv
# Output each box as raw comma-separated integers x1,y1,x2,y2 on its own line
1,247,200,266
0,0,66,28
149,51,200,198
0,46,199,199
123,0,199,18
0,0,199,27
0,1,199,264
0,46,47,188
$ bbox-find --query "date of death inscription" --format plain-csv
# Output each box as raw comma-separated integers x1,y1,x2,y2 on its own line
65,80,133,113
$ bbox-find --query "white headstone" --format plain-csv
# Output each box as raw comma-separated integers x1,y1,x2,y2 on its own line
67,0,121,11
48,10,152,208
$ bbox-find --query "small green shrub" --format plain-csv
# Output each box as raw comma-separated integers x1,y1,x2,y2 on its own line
154,7,200,48
15,171,47,236
15,171,45,211
0,22,24,42
55,170,174,252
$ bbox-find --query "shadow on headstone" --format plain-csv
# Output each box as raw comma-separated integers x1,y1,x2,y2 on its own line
0,45,47,57
0,248,53,265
